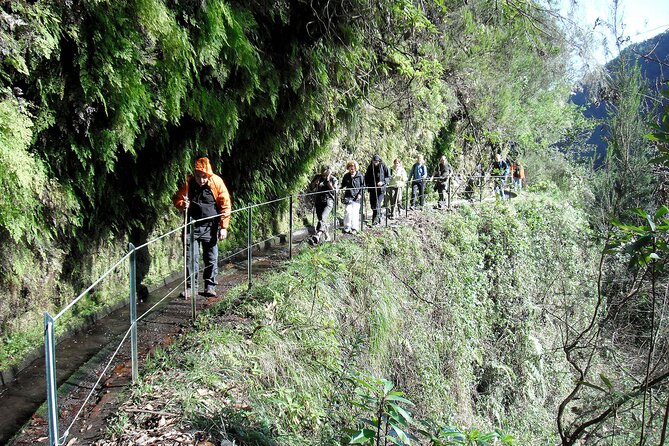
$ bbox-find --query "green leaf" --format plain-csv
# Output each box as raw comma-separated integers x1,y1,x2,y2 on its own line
600,374,613,390
632,208,648,219
349,429,376,444
362,418,380,428
388,402,414,424
389,425,411,444
655,206,669,219
382,379,394,394
386,393,415,405
646,213,656,232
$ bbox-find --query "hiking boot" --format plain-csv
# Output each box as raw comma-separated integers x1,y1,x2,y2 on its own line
179,288,192,299
201,286,217,297
321,231,331,242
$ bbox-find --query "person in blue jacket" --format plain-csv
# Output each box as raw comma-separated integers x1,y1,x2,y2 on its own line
408,154,428,209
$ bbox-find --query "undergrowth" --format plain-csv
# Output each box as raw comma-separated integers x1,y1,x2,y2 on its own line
106,194,598,445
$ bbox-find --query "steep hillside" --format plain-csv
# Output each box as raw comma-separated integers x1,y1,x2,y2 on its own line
94,195,599,445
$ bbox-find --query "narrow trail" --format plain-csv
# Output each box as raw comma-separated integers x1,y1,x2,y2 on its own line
4,242,294,446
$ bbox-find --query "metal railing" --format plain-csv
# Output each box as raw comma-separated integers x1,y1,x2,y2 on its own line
41,171,519,445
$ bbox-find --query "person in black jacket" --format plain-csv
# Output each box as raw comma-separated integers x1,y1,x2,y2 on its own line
341,160,364,234
364,154,390,226
309,165,339,242
492,153,510,200
432,155,453,209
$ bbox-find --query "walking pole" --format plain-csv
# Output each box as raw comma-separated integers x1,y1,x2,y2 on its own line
247,206,252,289
189,218,196,320
333,189,338,242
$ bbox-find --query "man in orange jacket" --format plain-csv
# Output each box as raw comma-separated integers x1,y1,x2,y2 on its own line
173,157,231,298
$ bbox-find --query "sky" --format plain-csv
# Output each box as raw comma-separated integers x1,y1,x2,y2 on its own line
561,0,669,64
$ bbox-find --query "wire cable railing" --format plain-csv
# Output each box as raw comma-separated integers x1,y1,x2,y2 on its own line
58,327,132,444
41,171,519,445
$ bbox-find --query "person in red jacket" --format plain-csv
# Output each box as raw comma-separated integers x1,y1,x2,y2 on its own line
173,157,231,298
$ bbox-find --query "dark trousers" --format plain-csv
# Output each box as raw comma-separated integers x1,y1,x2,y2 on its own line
386,186,401,216
369,188,385,224
411,180,425,207
435,182,447,206
186,223,218,290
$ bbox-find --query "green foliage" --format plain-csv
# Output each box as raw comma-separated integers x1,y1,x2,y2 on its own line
608,206,669,270
588,59,658,232
418,419,514,446
347,376,416,446
0,92,45,242
100,194,595,445
0,0,588,375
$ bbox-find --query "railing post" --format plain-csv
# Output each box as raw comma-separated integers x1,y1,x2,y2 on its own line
44,312,59,446
128,243,138,382
447,175,452,210
289,195,293,260
406,183,410,218
333,189,338,242
360,189,365,232
385,189,389,227
189,218,196,320
247,206,252,288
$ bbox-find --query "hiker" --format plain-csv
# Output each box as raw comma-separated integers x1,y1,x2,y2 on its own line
386,158,407,219
408,154,428,209
432,155,453,209
309,165,339,243
341,160,364,234
492,153,510,200
173,157,232,298
364,154,390,226
511,160,525,192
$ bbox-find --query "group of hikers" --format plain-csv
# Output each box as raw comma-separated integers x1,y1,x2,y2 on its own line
307,153,525,244
171,154,525,297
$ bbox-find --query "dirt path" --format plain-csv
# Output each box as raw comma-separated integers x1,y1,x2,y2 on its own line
7,244,292,446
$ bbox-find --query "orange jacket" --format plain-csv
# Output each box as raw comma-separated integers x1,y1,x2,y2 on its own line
511,163,525,180
173,157,232,229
